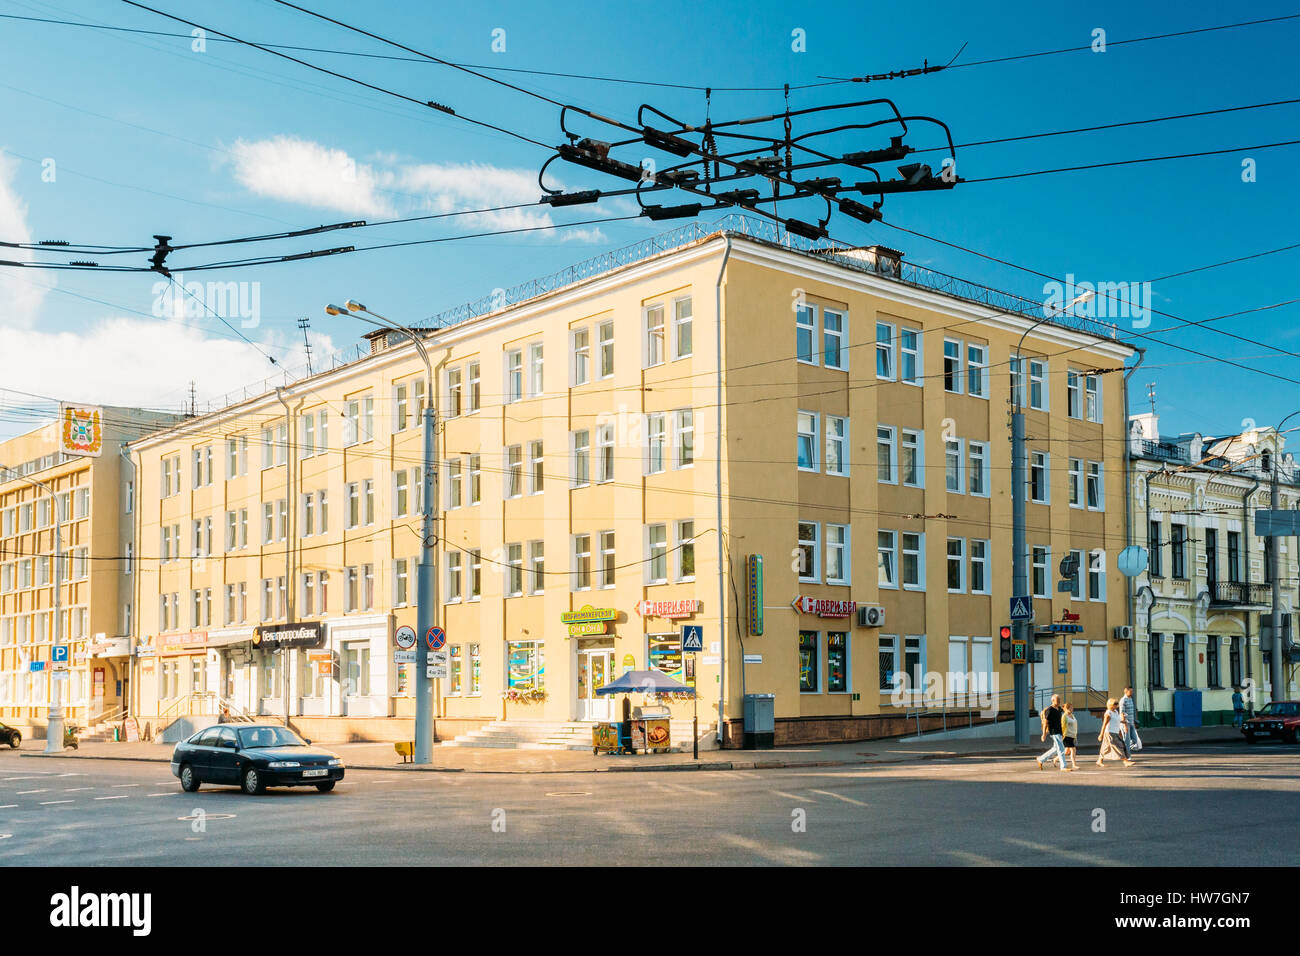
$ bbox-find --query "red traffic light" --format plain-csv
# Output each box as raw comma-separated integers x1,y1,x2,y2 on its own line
999,625,1013,639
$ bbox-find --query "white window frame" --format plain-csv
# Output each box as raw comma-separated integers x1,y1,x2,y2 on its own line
796,304,818,366
1030,451,1050,504
967,344,988,398
876,321,895,380
969,539,991,594
822,308,846,370
899,327,921,385
902,532,925,591
1068,457,1083,508
673,296,693,360
644,304,666,368
571,328,590,387
826,416,849,477
1086,461,1104,511
1028,357,1048,411
946,537,966,593
877,425,897,484
943,338,963,393
674,409,694,469
797,520,821,584
797,411,820,473
945,437,965,494
968,441,989,497
826,523,850,585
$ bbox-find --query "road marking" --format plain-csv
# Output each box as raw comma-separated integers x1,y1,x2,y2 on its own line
811,789,869,807
1002,836,1118,866
147,792,180,797
771,790,813,802
948,850,1002,866
39,800,75,805
56,773,86,777
94,795,129,801
16,789,48,795
62,788,93,792
111,783,141,788
0,805,16,809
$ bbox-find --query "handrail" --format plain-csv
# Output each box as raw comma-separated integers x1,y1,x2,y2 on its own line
90,703,128,727
903,683,1112,737
216,696,258,723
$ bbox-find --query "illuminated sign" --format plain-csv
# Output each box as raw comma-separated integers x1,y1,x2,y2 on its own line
792,595,857,618
636,599,700,619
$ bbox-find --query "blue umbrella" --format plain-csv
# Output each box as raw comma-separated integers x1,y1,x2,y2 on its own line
594,669,695,696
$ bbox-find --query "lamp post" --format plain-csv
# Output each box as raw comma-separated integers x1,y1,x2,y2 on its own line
326,302,440,763
1267,411,1300,706
1009,290,1094,744
1,465,64,752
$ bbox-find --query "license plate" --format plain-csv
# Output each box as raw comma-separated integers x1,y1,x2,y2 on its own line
302,768,328,778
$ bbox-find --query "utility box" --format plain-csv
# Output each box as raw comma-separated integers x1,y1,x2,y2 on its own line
743,693,775,749
1173,690,1203,728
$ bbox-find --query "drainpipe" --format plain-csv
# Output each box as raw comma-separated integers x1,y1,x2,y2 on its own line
1242,477,1260,709
715,235,732,746
1122,347,1145,693
1136,583,1155,721
120,442,135,721
130,443,143,724
274,388,298,726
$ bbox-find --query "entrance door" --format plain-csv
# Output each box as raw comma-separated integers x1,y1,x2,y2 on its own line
578,649,614,721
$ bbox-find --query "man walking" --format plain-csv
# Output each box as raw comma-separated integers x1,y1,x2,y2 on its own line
1035,694,1071,772
1121,686,1139,751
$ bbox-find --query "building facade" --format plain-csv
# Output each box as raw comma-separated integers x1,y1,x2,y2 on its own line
1128,413,1300,724
127,221,1136,745
0,407,180,736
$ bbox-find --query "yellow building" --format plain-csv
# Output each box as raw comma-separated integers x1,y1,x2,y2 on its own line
128,220,1136,746
0,406,180,739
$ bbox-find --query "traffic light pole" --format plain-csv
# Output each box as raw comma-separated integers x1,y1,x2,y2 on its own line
1011,407,1030,745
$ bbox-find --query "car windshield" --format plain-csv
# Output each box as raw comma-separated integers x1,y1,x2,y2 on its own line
1259,702,1299,717
237,727,307,749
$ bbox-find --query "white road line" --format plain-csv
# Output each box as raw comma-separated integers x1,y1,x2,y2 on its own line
811,789,869,807
39,800,75,805
0,805,16,809
111,783,141,788
1002,836,1119,866
55,773,85,777
948,850,1003,866
61,788,93,792
15,790,48,795
94,795,129,801
147,792,180,797
771,790,813,802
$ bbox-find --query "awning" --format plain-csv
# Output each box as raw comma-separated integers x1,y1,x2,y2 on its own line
595,669,695,696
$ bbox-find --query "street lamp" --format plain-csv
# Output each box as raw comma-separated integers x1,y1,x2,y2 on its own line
0,464,65,753
1267,411,1300,707
1009,290,1094,744
326,301,441,764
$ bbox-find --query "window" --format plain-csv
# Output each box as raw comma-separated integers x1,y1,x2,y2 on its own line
1227,531,1241,582
826,416,849,477
943,339,963,392
647,524,668,584
469,455,481,505
446,459,462,509
898,428,922,487
947,538,966,592
967,344,988,398
1069,549,1084,599
571,328,590,386
1032,546,1048,598
342,402,360,447
674,409,694,468
799,631,819,693
506,544,524,597
1171,523,1187,579
1205,529,1218,584
1066,370,1082,419
571,431,590,487
903,635,926,694
1030,452,1049,503
827,524,850,585
877,426,897,483
945,438,964,493
879,634,898,691
599,320,614,378
645,305,666,367
902,533,924,589
1028,358,1047,410
470,550,482,600
446,368,462,418
572,534,592,590
1085,374,1102,422
262,502,275,544
968,441,988,496
822,308,845,370
596,425,615,483
827,632,849,693
1069,458,1083,507
878,531,897,588
674,297,693,359
676,520,695,581
876,322,894,379
527,342,544,397
363,481,374,526
467,362,481,412
797,521,820,583
528,441,544,495
445,551,462,603
1206,635,1221,688
1086,462,1103,510
394,470,409,518
598,531,616,588
1148,521,1164,576
505,349,523,403
797,305,817,365
970,539,990,594
528,541,545,594
505,445,523,498
1173,634,1188,688
1229,636,1242,688
899,328,920,384
1088,549,1106,601
345,483,359,530
797,412,819,471
646,414,666,475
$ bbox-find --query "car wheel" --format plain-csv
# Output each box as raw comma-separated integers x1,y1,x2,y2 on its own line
242,767,265,795
9,733,19,749
1291,728,1300,745
179,764,201,792
315,781,336,793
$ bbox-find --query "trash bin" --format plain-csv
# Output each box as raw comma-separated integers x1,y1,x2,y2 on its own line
743,693,775,749
113,726,121,742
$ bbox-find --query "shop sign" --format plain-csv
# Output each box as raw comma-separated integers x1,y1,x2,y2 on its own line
562,605,617,637
792,595,856,618
88,636,131,658
567,621,608,636
134,644,156,658
637,598,700,619
253,621,324,651
160,631,208,655
315,661,332,676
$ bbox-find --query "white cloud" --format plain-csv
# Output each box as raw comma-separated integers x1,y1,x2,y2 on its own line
0,152,54,328
228,136,394,217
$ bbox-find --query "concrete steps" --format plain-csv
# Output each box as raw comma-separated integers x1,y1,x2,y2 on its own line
441,719,717,752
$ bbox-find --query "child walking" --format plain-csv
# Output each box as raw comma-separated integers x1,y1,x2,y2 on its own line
1061,702,1079,770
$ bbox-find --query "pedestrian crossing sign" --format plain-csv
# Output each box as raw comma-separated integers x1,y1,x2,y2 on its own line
1009,595,1032,621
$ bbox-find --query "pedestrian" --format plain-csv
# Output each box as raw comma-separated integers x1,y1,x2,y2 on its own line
1035,693,1070,772
1121,686,1139,752
1232,687,1245,728
1097,698,1135,768
1061,701,1079,771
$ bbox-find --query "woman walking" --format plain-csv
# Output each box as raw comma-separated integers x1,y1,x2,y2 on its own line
1061,701,1080,770
1097,698,1136,768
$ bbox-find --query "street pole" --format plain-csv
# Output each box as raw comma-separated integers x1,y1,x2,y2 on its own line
1268,412,1299,705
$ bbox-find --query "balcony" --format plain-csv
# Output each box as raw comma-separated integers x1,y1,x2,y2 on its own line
1210,581,1272,607
1139,439,1188,463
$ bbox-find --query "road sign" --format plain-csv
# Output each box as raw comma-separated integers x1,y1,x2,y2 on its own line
1058,553,1079,578
429,650,448,667
681,625,704,653
426,663,449,679
426,626,446,651
51,644,70,664
1117,545,1148,577
1255,509,1300,537
29,661,45,672
1009,595,1032,621
393,650,416,664
1057,580,1074,592
1057,648,1068,674
394,625,417,649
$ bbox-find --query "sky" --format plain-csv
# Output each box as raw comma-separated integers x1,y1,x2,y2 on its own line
1,0,1298,441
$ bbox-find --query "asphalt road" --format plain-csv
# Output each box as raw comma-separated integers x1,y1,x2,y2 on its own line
2,744,1296,865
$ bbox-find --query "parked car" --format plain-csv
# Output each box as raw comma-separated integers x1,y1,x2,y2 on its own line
0,722,20,748
1242,701,1300,744
170,724,345,794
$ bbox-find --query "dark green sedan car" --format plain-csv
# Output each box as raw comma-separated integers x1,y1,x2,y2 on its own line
170,724,344,794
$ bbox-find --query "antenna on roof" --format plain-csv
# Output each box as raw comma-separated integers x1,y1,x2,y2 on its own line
187,381,197,417
1146,382,1157,415
298,317,314,376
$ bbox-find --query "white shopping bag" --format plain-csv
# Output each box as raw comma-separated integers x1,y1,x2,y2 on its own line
1130,729,1143,752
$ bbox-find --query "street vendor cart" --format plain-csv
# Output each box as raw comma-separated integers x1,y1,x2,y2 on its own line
592,669,695,756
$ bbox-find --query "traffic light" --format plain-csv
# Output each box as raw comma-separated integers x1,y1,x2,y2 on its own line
999,624,1012,664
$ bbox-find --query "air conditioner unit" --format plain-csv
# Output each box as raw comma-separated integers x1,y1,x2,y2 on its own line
857,605,886,628
1113,625,1134,641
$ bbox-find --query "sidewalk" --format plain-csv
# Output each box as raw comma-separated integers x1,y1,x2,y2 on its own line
14,726,1243,774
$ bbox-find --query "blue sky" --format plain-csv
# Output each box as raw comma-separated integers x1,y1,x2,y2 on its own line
1,0,1298,440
